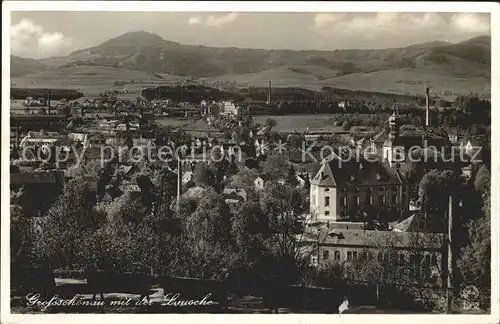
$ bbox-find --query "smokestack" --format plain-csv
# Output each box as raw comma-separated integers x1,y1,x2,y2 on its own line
47,91,51,115
425,87,430,127
268,80,272,104
16,125,20,149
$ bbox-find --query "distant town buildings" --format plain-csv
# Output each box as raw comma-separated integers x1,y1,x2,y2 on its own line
19,131,63,152
220,101,240,116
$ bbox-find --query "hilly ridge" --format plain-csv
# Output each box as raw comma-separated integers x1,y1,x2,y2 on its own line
10,32,491,97
11,56,47,77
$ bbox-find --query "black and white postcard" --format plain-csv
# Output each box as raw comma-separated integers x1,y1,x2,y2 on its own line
1,2,499,323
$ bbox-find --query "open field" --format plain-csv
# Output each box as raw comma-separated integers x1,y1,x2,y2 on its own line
253,115,346,133
155,119,224,137
11,65,490,102
11,65,188,98
205,68,490,99
183,119,221,131
154,118,195,128
202,65,337,89
314,69,490,99
10,100,26,112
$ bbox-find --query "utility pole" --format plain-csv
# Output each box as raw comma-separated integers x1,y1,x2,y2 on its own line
15,125,20,149
268,80,272,104
446,194,454,314
176,151,182,214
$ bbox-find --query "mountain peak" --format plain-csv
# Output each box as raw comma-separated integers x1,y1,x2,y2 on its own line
459,35,490,47
98,31,166,48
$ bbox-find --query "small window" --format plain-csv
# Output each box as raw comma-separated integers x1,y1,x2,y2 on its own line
415,268,421,282
367,252,373,260
409,268,415,282
323,250,329,260
325,197,330,207
325,188,330,192
325,211,330,216
347,251,352,261
431,254,438,265
355,195,359,206
424,255,431,266
353,251,358,261
392,194,397,204
399,254,405,263
334,251,341,261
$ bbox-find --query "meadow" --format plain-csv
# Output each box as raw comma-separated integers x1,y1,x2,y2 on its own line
12,64,491,103
11,65,188,98
204,67,490,100
154,118,195,128
253,115,345,133
312,69,490,100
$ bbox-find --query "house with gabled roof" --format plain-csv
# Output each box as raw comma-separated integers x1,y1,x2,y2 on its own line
315,228,445,286
253,176,264,191
310,154,409,223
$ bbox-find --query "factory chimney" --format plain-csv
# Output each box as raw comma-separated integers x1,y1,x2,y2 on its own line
16,125,20,149
425,87,430,127
47,91,51,115
267,81,272,104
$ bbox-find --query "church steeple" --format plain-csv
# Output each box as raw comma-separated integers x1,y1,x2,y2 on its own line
388,107,400,139
383,107,400,167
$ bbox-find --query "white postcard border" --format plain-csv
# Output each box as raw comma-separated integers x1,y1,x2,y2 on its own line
1,2,499,324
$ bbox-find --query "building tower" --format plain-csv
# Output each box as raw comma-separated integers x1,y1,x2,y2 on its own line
383,108,400,167
388,108,399,138
425,87,430,127
267,81,272,104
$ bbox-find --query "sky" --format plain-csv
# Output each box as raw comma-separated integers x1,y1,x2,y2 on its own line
10,11,491,59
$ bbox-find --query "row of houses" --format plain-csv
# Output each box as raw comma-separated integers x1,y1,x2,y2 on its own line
304,228,445,286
